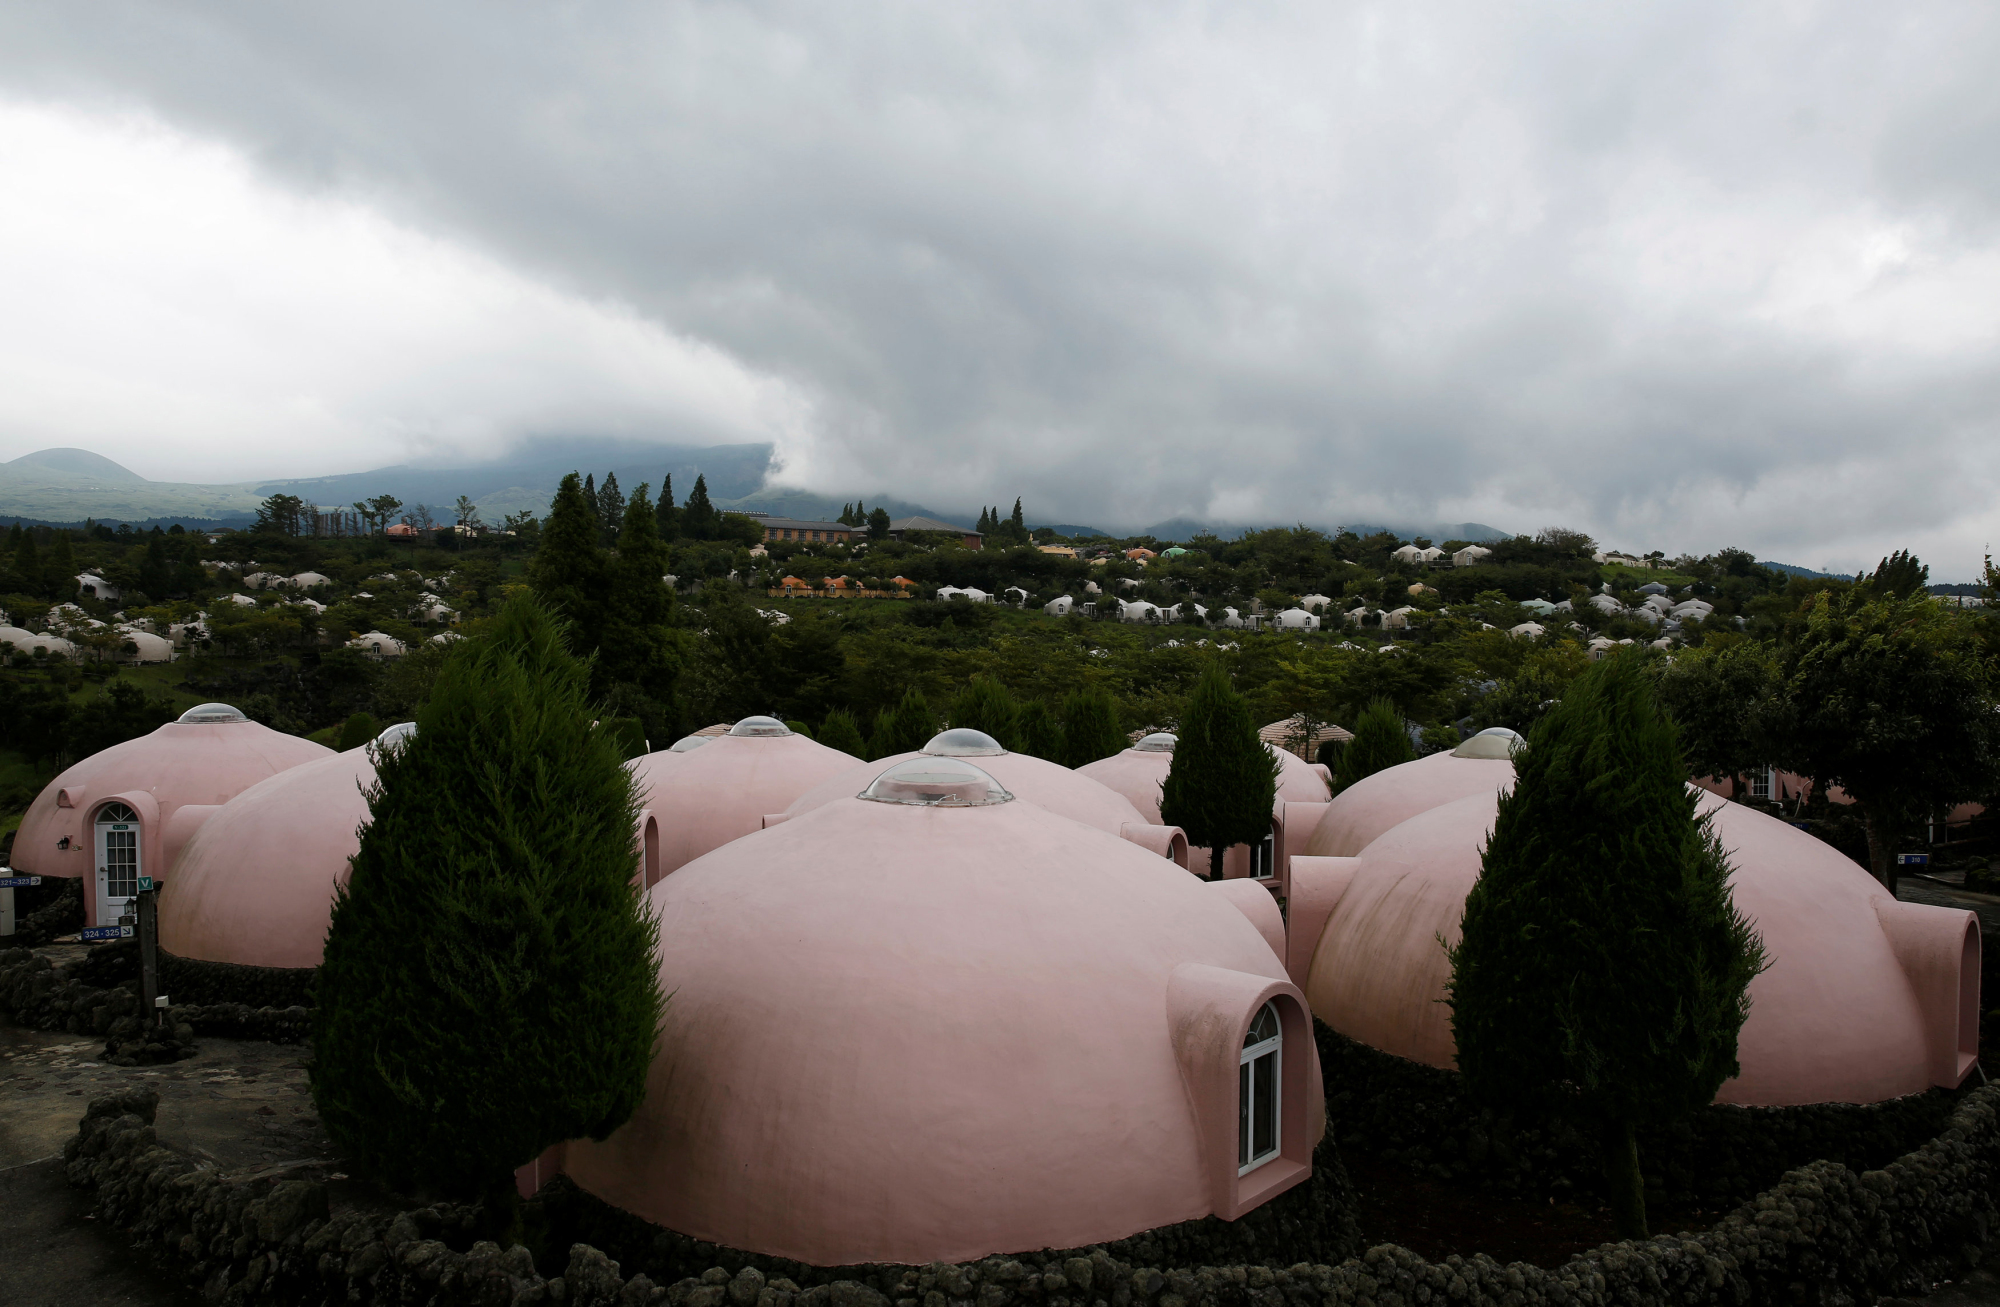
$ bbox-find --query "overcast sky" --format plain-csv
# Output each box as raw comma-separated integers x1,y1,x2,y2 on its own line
1,3,1997,574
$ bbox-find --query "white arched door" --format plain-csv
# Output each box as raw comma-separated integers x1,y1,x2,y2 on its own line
94,802,140,926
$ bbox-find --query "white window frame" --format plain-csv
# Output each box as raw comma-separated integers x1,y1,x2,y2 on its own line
1249,830,1276,881
1238,1001,1282,1174
1750,768,1774,801
94,802,141,923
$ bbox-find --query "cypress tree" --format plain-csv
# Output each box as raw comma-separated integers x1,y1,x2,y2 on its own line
311,596,664,1217
1445,650,1765,1240
582,473,600,526
1331,698,1416,795
1059,685,1126,768
655,474,680,542
868,507,891,540
818,708,867,757
682,475,717,541
949,675,1020,749
597,472,627,546
1014,700,1063,760
868,687,937,759
527,473,610,655
597,482,679,725
1160,663,1280,880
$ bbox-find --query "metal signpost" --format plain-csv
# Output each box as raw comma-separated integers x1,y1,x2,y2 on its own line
0,873,42,937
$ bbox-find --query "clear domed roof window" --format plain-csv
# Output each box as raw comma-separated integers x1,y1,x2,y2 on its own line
921,728,1007,757
727,716,793,738
1451,727,1524,759
1134,733,1178,753
858,757,1014,807
668,735,712,753
374,722,419,751
178,703,247,724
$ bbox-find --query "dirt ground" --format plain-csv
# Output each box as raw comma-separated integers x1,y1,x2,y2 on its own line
0,1020,336,1307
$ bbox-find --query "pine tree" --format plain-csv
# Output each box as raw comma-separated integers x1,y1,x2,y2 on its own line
311,596,664,1214
597,483,681,734
655,474,680,542
683,475,717,541
868,507,891,541
1060,686,1128,768
527,473,610,655
1014,700,1063,760
1007,498,1026,545
977,507,994,534
597,472,627,546
582,473,600,527
1160,663,1280,880
1446,650,1765,1240
818,708,867,758
1331,698,1416,795
948,675,1020,749
868,687,937,759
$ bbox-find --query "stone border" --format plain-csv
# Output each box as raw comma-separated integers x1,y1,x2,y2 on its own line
1317,1021,1969,1207
61,1083,2000,1307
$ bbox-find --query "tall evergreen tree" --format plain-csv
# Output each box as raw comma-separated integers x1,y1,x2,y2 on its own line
1331,698,1416,795
682,475,718,541
15,529,41,595
1160,663,1280,880
868,687,937,759
527,473,610,655
1446,650,1766,1241
1869,549,1929,598
582,473,601,527
1059,685,1127,768
597,472,627,545
43,531,76,600
868,507,891,540
948,675,1020,749
1014,699,1063,761
654,473,680,541
597,483,681,735
311,596,664,1216
818,708,867,758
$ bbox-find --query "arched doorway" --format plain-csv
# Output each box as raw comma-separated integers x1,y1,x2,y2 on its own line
94,802,140,927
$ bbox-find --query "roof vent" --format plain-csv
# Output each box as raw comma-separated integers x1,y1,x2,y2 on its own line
178,703,247,724
858,757,1014,808
668,735,711,753
1451,727,1524,759
727,716,792,738
1134,732,1178,753
922,728,1007,757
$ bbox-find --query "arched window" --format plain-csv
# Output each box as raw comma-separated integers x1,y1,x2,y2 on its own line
1238,1001,1281,1173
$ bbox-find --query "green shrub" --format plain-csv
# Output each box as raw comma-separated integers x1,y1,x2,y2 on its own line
1160,664,1278,880
816,709,866,758
1330,698,1414,795
1058,685,1125,768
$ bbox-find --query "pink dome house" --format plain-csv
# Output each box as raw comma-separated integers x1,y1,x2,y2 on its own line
13,704,332,929
629,717,859,884
780,729,1191,867
1294,727,1521,860
156,724,415,969
1286,754,1980,1106
1079,734,1332,892
555,757,1320,1266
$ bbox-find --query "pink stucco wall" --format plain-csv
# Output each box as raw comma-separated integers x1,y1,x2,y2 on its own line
561,788,1320,1265
1300,750,1516,859
157,744,380,968
783,748,1149,835
12,719,331,926
629,731,861,881
1294,782,1977,1105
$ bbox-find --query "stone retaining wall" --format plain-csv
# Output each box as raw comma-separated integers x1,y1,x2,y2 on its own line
62,1083,2000,1307
1317,1022,1968,1207
0,946,311,1047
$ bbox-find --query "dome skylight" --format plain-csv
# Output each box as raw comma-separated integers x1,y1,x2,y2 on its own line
178,703,247,724
1134,733,1177,752
727,716,792,738
921,728,1007,757
1450,727,1524,759
857,757,1014,807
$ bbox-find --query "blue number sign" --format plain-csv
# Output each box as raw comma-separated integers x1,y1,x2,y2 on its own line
0,876,42,888
80,925,134,941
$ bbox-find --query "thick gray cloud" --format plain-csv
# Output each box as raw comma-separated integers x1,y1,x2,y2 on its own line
1,1,1997,573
